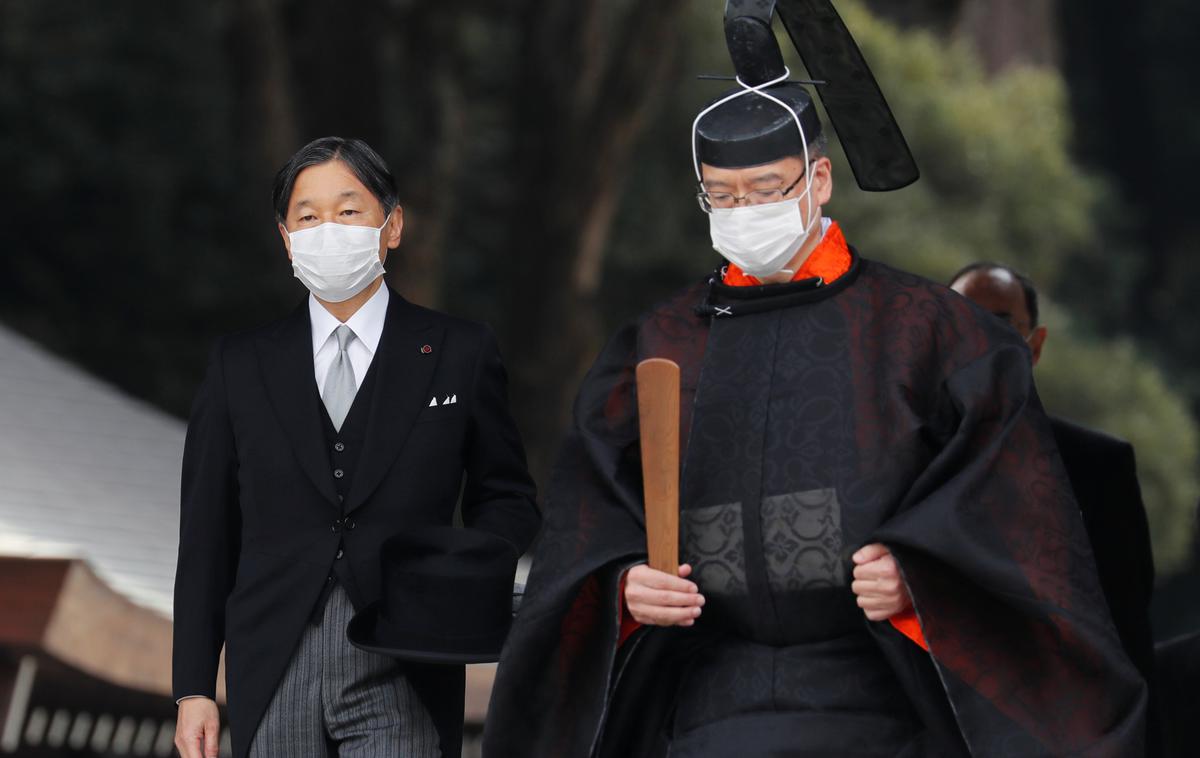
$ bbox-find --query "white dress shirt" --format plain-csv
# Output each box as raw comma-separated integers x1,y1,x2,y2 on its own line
310,284,389,397
176,284,390,706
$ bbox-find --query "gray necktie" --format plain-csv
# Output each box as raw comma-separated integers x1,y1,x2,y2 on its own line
323,325,358,431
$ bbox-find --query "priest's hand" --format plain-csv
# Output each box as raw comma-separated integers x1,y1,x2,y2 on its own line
175,697,220,758
851,543,913,621
624,563,706,627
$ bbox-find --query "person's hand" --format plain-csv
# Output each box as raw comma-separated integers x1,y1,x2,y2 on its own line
175,697,221,758
851,543,912,621
624,563,705,627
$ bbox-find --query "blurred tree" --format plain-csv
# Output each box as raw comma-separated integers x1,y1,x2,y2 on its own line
865,0,1057,72
819,2,1099,290
861,0,964,32
493,0,688,475
0,0,255,412
1056,0,1200,408
863,0,1200,416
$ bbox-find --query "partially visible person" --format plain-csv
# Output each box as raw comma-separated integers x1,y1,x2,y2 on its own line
950,262,1157,747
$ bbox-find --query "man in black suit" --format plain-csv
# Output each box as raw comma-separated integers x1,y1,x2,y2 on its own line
949,262,1156,693
172,136,540,758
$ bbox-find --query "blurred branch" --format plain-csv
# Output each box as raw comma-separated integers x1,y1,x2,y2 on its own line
223,0,299,172
381,4,471,307
499,0,688,477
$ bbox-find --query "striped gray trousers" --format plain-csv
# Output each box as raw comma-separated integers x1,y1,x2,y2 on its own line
249,584,440,757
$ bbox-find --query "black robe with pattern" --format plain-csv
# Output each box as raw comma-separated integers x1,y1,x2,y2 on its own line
484,251,1146,757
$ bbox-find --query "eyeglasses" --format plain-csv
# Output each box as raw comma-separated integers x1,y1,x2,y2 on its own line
696,163,813,214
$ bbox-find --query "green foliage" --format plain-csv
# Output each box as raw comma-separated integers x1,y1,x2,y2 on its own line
821,1,1099,288
1037,306,1200,571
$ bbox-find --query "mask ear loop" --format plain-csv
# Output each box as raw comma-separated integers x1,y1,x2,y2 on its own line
692,68,816,278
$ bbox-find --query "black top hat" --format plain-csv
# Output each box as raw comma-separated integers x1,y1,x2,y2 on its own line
347,526,519,664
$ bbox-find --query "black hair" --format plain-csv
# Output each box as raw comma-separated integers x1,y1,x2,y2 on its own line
947,261,1040,327
272,136,399,222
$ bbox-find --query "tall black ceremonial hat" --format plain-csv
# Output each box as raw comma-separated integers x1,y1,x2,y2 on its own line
702,0,919,191
347,526,520,664
696,83,823,169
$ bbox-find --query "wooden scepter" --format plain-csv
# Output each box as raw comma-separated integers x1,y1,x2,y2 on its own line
636,358,681,574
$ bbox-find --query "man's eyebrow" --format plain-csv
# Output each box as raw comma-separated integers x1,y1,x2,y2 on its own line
292,190,363,210
749,172,785,184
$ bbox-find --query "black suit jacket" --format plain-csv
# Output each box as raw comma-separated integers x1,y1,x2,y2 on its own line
172,289,541,758
1050,416,1155,685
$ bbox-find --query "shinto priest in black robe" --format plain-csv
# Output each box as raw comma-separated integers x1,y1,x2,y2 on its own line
485,4,1147,756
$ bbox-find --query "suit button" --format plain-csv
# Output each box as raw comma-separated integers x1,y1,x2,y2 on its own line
334,442,345,452
345,518,356,531
336,549,344,560
338,494,344,503
326,575,334,583
333,468,344,479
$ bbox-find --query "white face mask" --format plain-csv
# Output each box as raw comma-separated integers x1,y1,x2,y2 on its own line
288,214,390,303
708,190,819,279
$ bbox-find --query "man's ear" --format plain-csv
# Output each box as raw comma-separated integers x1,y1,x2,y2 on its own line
385,206,404,250
278,222,292,261
1029,325,1048,367
812,156,833,206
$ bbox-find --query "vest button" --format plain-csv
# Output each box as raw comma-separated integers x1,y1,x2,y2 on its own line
333,468,345,479
334,442,345,452
335,548,344,560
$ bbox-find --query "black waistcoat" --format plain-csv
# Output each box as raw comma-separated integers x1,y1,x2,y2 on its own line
310,357,381,617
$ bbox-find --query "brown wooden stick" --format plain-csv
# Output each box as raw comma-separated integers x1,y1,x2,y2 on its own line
636,358,680,575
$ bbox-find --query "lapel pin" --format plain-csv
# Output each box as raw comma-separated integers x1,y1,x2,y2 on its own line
421,344,432,354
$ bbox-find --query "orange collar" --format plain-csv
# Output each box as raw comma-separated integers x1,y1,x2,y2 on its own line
722,220,851,287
